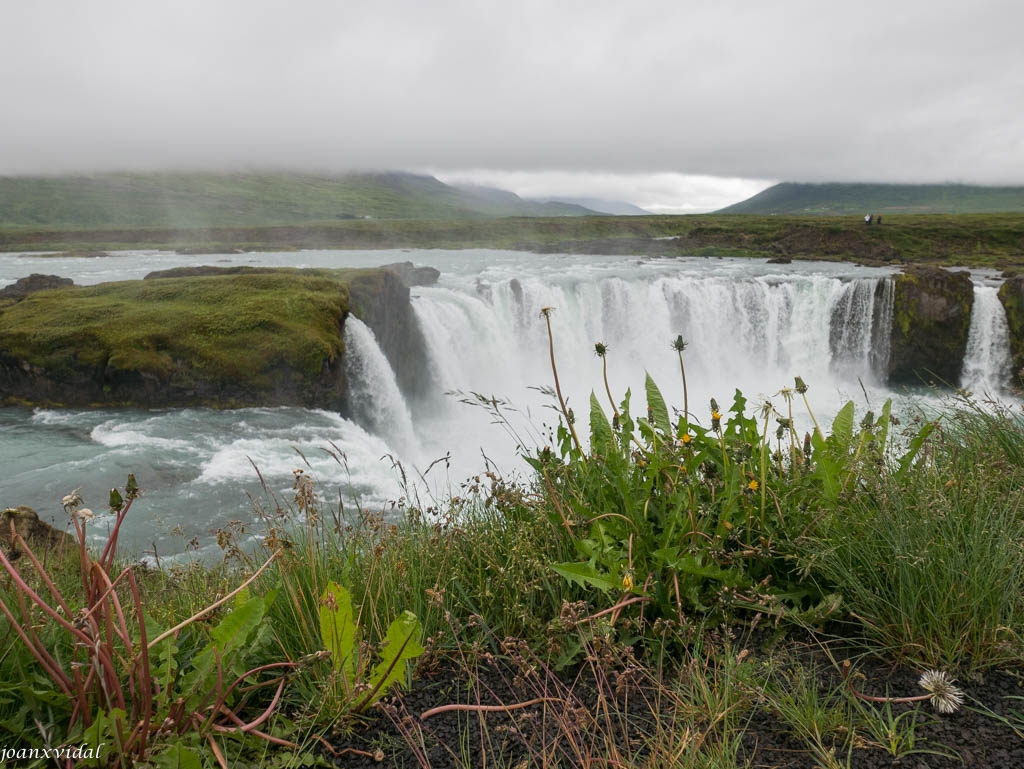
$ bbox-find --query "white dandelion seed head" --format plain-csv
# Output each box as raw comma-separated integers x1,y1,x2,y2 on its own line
918,670,965,714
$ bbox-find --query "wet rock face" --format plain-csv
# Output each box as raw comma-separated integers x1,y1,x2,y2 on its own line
998,276,1024,387
888,265,974,386
347,270,433,400
0,274,74,301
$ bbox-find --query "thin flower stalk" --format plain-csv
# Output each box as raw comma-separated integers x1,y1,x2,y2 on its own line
759,402,772,535
594,342,619,420
842,661,964,714
541,307,583,455
673,335,690,436
794,376,822,439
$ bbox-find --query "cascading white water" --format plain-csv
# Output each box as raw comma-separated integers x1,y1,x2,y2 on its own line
343,317,421,461
869,277,894,377
829,278,892,382
410,269,897,474
961,284,1013,395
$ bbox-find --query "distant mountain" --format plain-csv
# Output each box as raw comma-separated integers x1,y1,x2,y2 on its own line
717,182,1024,215
0,171,598,228
447,184,597,216
527,196,653,216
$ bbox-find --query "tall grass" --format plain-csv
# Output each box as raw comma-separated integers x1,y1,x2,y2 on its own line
801,399,1024,668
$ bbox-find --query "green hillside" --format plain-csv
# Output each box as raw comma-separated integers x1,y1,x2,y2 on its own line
718,182,1024,215
0,171,595,228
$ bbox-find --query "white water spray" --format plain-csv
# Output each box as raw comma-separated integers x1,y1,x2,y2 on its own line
343,317,421,460
961,284,1012,395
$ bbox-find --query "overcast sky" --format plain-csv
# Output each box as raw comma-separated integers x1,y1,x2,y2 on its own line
2,1,1022,211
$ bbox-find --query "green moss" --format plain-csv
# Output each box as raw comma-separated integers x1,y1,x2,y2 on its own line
889,267,974,385
0,269,355,390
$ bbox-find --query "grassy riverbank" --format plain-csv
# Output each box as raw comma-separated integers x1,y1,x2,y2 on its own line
3,333,1024,765
3,212,1024,269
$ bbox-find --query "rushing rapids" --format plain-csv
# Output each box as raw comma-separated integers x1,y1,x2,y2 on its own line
0,249,1015,559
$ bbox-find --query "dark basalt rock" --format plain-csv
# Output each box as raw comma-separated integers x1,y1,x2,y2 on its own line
998,276,1024,387
347,270,433,400
0,274,74,301
379,261,441,287
888,265,974,386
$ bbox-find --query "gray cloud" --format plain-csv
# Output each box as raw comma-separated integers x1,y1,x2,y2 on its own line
2,0,1022,192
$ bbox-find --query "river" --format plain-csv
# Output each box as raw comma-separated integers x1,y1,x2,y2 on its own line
0,249,1014,561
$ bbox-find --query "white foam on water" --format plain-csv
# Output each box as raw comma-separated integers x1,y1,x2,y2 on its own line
90,421,198,453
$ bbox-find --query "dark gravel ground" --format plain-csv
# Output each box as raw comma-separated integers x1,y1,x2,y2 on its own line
319,635,1024,769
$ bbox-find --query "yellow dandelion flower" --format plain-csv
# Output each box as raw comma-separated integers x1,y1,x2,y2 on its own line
747,479,759,492
622,571,634,591
681,434,692,444
711,410,722,421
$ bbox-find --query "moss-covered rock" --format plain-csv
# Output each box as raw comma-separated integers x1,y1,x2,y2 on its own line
998,276,1024,387
0,273,74,305
0,267,418,409
888,265,974,386
0,506,73,559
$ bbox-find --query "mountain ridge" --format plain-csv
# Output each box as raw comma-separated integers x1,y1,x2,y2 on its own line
718,182,1024,215
0,171,599,228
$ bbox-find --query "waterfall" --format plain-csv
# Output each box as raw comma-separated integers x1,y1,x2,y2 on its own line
410,271,898,469
869,278,894,378
828,278,893,383
343,317,421,460
961,284,1012,394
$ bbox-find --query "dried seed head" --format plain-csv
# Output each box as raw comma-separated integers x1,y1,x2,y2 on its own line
594,342,609,358
62,489,83,512
918,670,965,714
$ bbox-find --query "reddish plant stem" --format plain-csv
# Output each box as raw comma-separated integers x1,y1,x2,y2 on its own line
421,697,565,720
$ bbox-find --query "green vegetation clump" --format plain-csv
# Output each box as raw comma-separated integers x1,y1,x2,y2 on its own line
0,269,360,403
